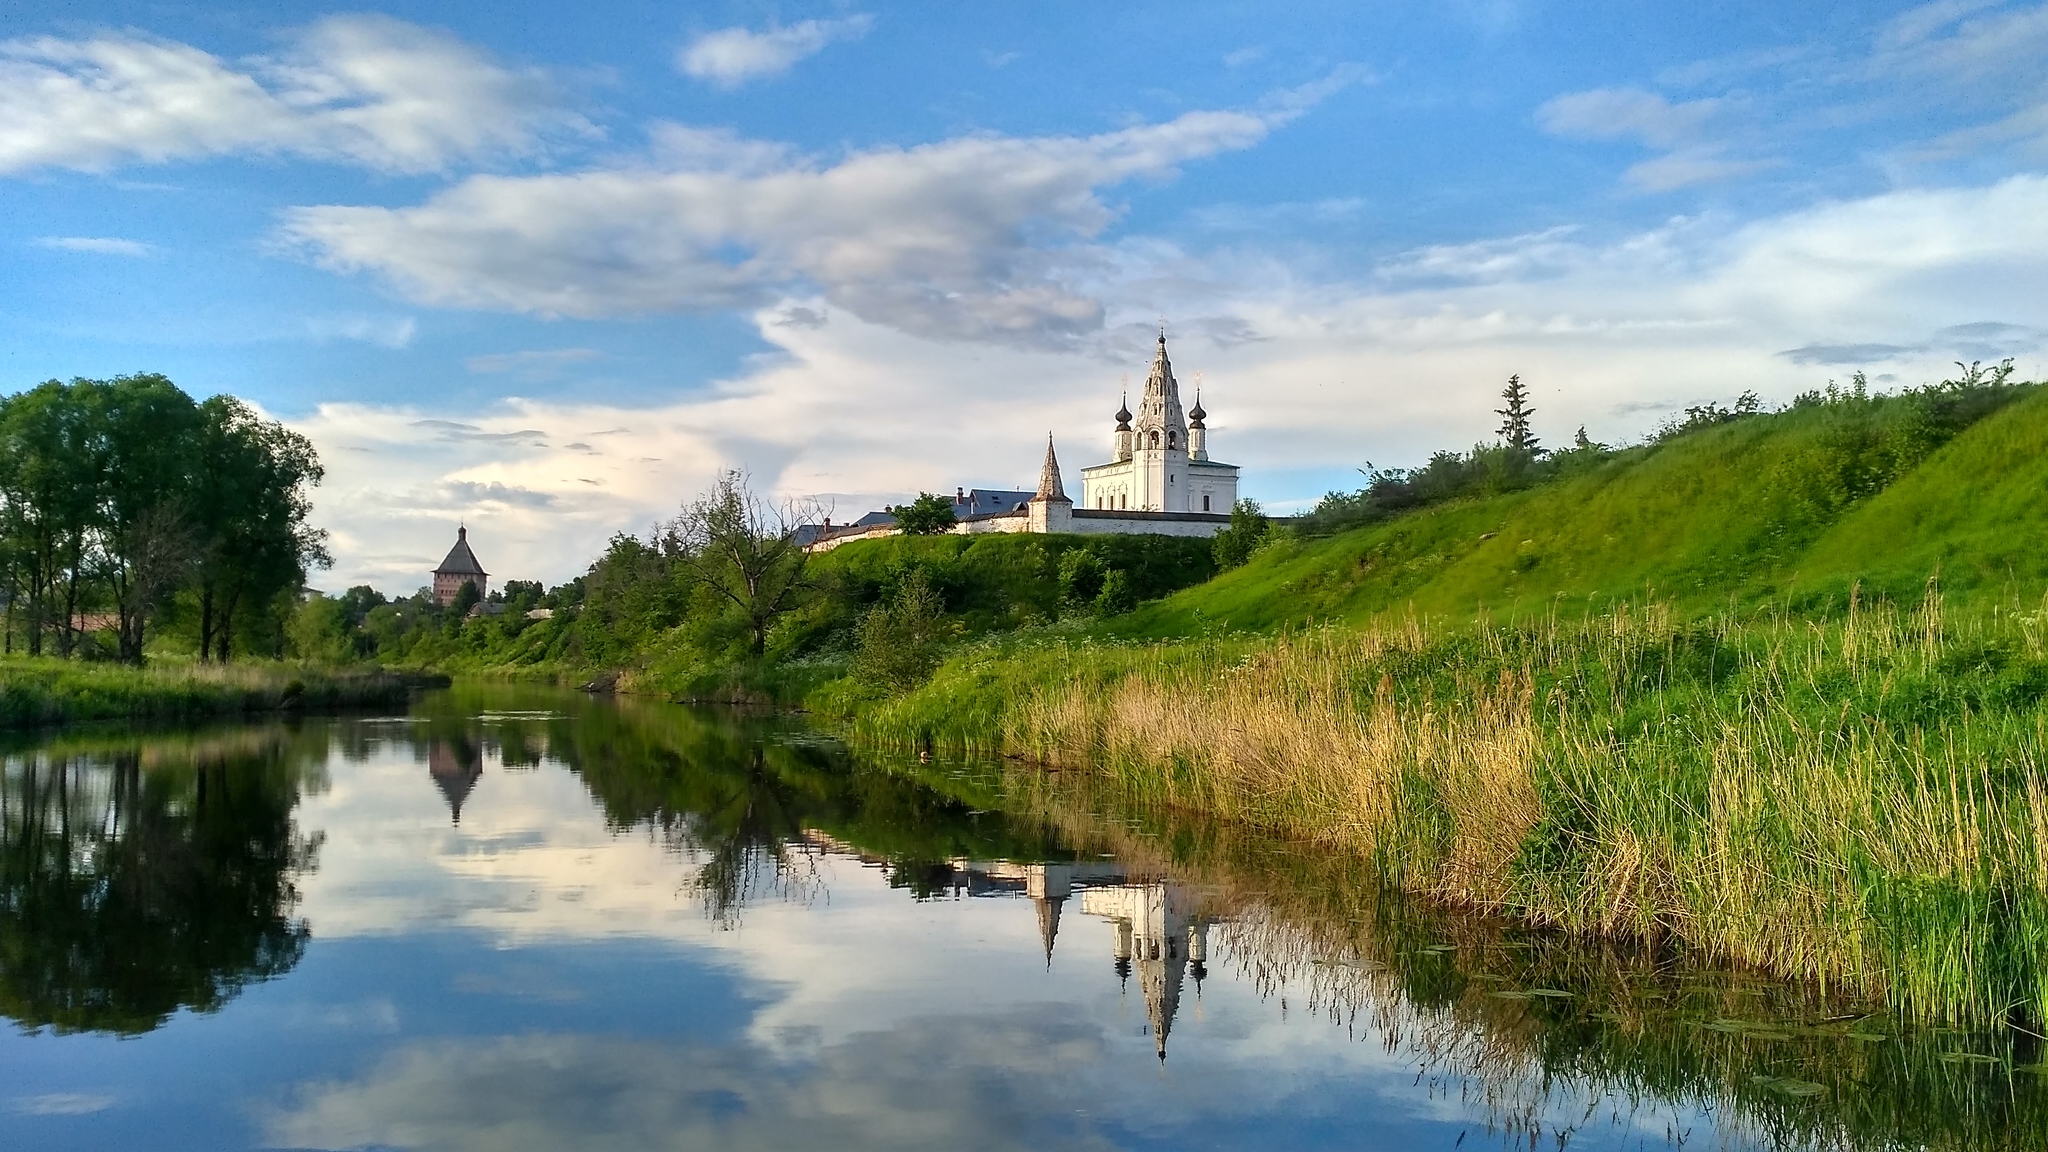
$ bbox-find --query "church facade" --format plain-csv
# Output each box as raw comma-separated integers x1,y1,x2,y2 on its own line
807,333,1241,551
1079,333,1239,515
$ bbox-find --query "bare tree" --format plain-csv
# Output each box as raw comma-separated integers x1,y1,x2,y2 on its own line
668,471,818,656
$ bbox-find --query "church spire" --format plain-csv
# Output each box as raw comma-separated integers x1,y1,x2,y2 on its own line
1143,332,1175,402
1035,895,1064,969
1034,434,1069,503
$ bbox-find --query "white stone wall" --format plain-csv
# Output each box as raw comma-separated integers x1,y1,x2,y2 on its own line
1067,510,1229,537
1186,460,1239,515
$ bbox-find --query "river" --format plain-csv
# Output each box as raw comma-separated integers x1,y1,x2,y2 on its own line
0,683,2040,1150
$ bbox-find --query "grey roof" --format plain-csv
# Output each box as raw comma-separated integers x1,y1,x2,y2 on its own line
1036,435,1069,502
952,489,1035,518
435,526,488,577
853,510,899,527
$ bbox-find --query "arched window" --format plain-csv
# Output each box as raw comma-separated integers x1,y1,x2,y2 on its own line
1202,493,1211,511
1149,430,1159,448
1167,431,1177,449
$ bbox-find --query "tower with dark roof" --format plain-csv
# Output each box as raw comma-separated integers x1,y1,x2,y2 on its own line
432,525,490,607
1026,434,1074,533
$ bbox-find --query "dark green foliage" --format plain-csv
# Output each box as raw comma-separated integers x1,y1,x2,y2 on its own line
669,470,813,656
1094,569,1135,615
0,662,418,729
1058,548,1105,608
498,580,543,608
1212,499,1270,570
0,736,318,1033
0,376,326,664
185,394,328,662
891,492,958,535
448,580,481,618
853,571,956,690
368,529,1218,691
335,585,387,626
1656,389,1762,439
1299,436,1616,537
1496,373,1540,454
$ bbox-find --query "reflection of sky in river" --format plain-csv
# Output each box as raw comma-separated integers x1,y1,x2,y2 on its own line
0,715,1704,1151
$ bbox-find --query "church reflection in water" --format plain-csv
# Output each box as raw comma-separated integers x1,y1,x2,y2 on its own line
806,835,1213,1061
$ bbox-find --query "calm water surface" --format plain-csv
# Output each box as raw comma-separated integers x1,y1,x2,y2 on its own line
2,685,2042,1151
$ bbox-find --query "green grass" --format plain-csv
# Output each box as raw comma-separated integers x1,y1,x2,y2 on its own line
0,658,428,728
845,592,2048,1028
1117,384,2047,636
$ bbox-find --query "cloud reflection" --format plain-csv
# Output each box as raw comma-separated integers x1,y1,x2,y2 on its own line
270,1012,1118,1152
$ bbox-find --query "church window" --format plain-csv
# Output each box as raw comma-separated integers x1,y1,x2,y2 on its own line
1149,431,1159,448
1168,431,1177,448
1202,493,1210,511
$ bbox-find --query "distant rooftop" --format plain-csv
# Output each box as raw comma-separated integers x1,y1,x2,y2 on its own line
436,525,487,576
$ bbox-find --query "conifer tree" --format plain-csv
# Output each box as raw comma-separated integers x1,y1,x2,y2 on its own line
1496,374,1540,455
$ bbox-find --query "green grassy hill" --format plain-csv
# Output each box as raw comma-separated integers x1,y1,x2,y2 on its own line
1120,382,2048,634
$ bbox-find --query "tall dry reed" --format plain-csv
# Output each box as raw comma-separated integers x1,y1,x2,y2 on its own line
867,590,2048,1023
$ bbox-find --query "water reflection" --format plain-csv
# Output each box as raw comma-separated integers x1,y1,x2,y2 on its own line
425,740,484,823
0,727,322,1035
4,689,2048,1150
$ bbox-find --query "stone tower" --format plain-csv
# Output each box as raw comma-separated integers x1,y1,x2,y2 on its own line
433,525,489,606
1026,434,1073,533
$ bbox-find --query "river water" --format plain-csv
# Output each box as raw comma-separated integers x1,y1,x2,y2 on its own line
1,684,2041,1151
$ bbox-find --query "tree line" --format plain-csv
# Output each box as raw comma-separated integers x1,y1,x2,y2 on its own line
0,374,328,662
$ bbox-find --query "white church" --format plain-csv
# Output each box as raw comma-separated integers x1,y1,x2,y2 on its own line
809,333,1240,550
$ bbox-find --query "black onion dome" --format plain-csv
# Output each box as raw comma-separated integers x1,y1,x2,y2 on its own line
1188,395,1207,427
1115,394,1133,430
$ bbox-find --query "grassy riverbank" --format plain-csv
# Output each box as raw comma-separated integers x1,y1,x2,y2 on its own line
907,754,2048,1151
856,591,2048,1026
0,658,433,728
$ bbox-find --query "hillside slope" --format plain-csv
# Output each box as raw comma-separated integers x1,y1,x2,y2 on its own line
1123,383,2046,633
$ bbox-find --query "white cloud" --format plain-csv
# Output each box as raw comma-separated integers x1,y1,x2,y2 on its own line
465,348,604,380
10,1093,116,1116
0,15,591,175
294,176,2048,591
305,312,417,349
1536,87,1722,149
1623,151,1775,192
1888,2,2048,158
1536,87,1767,190
34,235,152,256
678,15,874,88
277,106,1287,344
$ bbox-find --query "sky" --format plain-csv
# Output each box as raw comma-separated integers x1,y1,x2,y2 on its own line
5,1,2048,592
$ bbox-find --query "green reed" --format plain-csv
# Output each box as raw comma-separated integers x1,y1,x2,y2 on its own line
911,748,2048,1152
853,589,2048,1027
0,657,424,728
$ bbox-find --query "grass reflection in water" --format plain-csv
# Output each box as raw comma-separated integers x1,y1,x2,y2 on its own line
884,749,2048,1152
5,689,2046,1150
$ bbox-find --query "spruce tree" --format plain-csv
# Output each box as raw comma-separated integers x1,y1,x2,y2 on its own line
1496,374,1540,455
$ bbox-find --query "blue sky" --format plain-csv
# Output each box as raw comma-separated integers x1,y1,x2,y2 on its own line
6,1,2048,590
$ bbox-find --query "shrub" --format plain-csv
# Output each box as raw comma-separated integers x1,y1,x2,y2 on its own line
1094,569,1136,615
1212,499,1271,570
1058,548,1105,608
853,571,957,690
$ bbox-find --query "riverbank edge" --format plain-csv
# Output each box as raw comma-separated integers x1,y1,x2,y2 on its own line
813,600,2048,1032
0,660,449,729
